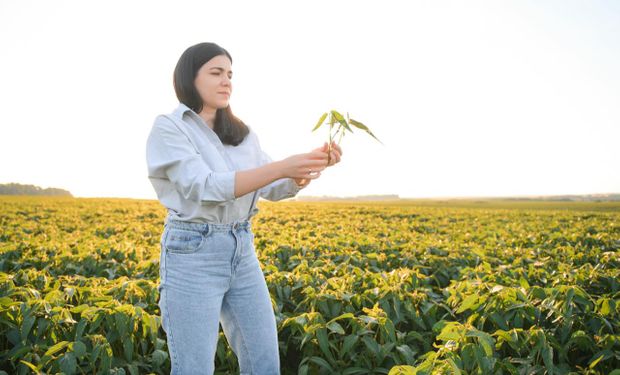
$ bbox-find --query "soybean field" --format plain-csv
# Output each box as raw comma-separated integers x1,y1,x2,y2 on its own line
0,196,619,374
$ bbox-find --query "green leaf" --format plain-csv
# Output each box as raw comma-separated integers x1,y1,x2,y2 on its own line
349,118,369,131
519,277,530,290
9,345,31,361
489,312,508,330
316,328,333,362
465,330,495,356
349,118,383,144
342,367,371,375
388,365,416,375
447,358,462,375
309,356,334,371
128,363,139,375
312,112,328,131
541,342,554,373
20,314,36,342
91,344,101,364
437,321,462,342
599,298,613,316
457,295,479,313
59,352,77,375
123,337,134,362
395,344,416,363
44,340,70,357
460,343,476,371
326,321,345,335
588,353,605,369
70,341,87,358
331,110,346,125
330,110,352,133
152,349,167,367
75,319,87,341
18,360,39,373
361,336,380,357
327,312,354,324
342,334,358,357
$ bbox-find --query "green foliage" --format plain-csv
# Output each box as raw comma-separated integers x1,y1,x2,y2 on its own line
0,196,619,374
312,110,382,164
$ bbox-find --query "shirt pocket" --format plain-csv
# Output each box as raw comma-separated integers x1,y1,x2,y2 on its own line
163,228,206,254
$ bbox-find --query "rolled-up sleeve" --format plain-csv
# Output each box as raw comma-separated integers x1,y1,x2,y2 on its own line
146,115,236,205
257,145,306,201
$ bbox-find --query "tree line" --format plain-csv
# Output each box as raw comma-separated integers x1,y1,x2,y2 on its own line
0,183,72,197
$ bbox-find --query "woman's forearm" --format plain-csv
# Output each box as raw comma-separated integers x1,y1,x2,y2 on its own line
234,161,285,198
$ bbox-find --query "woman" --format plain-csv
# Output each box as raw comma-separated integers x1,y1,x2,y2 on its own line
145,42,342,374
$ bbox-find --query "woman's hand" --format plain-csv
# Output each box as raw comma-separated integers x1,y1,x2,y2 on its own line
279,150,328,182
313,141,343,167
285,142,342,187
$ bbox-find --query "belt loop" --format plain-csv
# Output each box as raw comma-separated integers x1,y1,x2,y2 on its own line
205,222,211,236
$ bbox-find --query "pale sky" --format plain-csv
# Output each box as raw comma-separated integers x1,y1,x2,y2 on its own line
1,0,618,199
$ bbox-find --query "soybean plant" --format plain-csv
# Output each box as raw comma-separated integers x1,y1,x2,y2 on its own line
312,110,382,164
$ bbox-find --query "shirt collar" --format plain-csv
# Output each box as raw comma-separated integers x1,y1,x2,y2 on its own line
173,102,212,128
173,102,196,119
173,102,225,148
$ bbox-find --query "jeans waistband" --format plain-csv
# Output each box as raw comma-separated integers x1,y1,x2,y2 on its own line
165,218,251,234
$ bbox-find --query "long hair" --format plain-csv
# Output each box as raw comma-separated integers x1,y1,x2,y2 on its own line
173,42,249,146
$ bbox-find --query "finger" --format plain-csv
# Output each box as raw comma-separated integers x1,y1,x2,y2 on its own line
328,151,339,164
306,152,327,163
306,164,327,173
308,160,329,168
333,151,341,163
308,151,328,160
332,143,342,156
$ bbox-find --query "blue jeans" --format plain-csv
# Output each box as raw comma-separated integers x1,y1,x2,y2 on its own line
158,219,280,374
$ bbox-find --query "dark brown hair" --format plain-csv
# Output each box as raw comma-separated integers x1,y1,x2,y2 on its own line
173,42,249,146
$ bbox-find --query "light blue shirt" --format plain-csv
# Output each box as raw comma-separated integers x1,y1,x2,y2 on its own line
146,102,306,224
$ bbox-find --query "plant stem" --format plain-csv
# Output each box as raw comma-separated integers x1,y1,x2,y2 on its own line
328,130,333,165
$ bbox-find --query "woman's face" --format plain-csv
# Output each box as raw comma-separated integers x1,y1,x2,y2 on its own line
194,54,233,111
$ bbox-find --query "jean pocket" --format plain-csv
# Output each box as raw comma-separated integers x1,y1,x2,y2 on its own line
163,228,206,254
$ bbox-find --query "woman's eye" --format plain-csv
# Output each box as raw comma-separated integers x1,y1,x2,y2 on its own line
210,72,232,79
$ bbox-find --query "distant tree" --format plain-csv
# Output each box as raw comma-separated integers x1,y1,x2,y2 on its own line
0,183,72,197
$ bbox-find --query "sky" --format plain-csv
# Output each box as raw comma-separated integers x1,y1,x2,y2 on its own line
1,0,619,199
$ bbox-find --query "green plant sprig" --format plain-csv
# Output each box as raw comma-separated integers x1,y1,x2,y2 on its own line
312,110,382,164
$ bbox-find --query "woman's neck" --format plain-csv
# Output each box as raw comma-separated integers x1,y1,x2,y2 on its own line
198,107,216,129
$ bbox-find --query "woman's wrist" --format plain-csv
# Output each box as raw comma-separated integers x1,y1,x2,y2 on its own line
270,160,286,180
